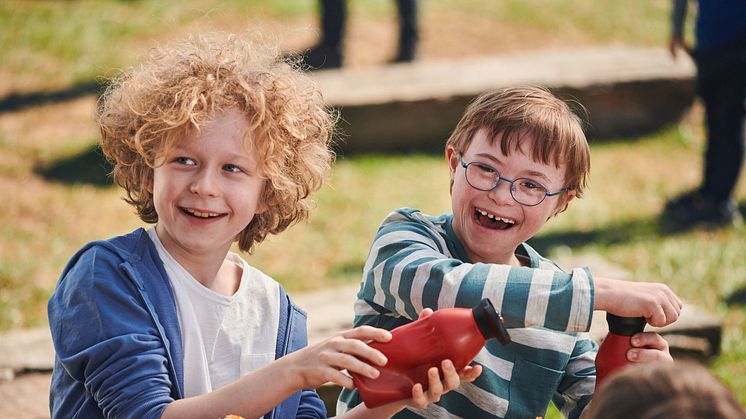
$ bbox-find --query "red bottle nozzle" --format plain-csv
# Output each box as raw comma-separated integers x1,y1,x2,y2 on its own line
472,298,511,345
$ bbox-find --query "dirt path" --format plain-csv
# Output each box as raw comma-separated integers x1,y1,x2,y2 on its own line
0,373,51,418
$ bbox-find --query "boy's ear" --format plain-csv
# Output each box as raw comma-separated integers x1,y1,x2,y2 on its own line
445,146,459,179
552,189,576,218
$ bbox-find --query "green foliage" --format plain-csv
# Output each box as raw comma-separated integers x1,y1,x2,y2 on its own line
432,0,672,44
1,0,312,88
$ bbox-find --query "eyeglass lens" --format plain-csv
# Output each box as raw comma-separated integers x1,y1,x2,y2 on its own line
465,162,547,206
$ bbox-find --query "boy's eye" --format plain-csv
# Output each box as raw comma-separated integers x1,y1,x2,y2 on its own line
475,163,496,174
175,157,196,165
517,179,542,190
223,164,242,173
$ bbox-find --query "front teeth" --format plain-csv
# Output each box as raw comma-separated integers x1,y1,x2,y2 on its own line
477,209,515,224
185,208,220,218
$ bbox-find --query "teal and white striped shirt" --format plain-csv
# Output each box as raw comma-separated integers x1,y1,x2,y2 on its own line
337,208,598,418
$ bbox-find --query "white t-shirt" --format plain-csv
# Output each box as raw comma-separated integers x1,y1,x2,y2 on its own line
147,228,280,397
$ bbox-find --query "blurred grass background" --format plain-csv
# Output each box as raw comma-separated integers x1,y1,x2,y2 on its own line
2,0,744,413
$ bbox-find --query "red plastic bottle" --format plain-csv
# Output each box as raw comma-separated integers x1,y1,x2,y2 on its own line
595,313,646,391
351,299,510,408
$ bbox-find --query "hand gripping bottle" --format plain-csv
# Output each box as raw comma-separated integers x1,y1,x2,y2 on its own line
595,313,646,391
351,299,510,408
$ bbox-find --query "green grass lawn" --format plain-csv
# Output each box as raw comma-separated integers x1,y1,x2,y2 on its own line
1,0,743,413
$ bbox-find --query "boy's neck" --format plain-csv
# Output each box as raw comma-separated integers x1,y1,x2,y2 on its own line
153,225,242,296
469,252,524,267
179,253,242,297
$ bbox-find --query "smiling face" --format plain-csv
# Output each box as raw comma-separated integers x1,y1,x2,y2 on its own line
447,128,575,265
151,107,266,265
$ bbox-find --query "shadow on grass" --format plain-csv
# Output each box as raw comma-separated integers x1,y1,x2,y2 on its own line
0,80,106,113
725,286,746,306
527,217,663,256
725,227,746,304
35,144,113,186
530,203,746,256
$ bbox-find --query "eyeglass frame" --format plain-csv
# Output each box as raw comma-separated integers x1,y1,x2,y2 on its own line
458,155,569,206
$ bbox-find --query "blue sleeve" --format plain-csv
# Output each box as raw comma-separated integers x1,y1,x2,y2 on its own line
295,389,327,418
48,246,175,418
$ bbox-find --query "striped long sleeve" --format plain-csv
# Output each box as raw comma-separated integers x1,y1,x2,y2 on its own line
355,208,594,332
338,208,597,418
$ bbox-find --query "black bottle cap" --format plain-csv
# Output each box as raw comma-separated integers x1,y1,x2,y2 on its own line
472,298,511,345
606,313,647,336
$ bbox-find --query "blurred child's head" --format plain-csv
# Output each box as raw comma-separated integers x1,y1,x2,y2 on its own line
444,86,589,264
586,361,746,419
99,33,334,253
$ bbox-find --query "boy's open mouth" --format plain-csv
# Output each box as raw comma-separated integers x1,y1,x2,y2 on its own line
181,207,225,219
474,207,515,230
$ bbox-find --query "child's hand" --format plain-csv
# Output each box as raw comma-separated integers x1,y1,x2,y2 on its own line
397,308,483,409
594,276,683,327
405,359,482,409
626,332,673,364
284,326,391,390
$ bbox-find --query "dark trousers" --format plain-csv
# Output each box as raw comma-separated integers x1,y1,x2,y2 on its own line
695,38,746,203
320,0,418,51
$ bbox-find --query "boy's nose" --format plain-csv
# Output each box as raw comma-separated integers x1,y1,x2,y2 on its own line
487,179,514,205
190,169,220,197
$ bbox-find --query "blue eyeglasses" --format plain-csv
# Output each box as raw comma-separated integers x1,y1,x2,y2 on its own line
459,156,568,206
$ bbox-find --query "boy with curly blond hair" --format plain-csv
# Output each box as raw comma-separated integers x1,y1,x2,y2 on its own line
47,33,476,419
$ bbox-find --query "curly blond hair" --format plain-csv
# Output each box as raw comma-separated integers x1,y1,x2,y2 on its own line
446,86,590,212
99,33,335,253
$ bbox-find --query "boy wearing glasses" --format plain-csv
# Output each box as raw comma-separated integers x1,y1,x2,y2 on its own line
337,86,681,418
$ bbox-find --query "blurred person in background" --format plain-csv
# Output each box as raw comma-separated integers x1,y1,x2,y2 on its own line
662,0,746,229
585,361,746,419
291,0,418,70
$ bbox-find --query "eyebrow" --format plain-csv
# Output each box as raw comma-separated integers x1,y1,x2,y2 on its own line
173,145,249,159
471,152,551,183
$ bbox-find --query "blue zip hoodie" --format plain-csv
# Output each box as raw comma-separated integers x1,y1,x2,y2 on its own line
48,228,325,418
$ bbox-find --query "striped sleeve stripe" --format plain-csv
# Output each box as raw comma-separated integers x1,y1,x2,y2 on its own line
473,350,513,381
404,402,464,418
375,223,442,252
389,249,437,317
393,210,451,256
437,263,474,308
507,328,578,353
562,373,595,398
480,264,511,314
525,268,554,327
365,229,440,274
371,256,388,309
353,299,380,316
568,267,593,332
409,261,434,315
453,381,510,418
